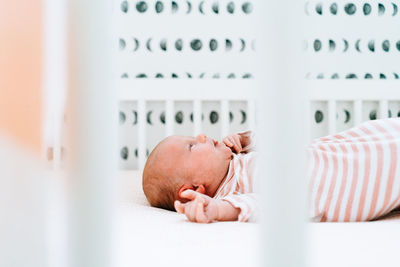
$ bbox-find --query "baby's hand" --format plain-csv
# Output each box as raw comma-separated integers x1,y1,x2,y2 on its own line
174,190,220,223
223,134,243,153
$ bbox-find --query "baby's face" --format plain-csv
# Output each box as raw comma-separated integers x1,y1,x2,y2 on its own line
157,134,233,196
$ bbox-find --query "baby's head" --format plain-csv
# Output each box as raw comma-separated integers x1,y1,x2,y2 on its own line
142,134,232,210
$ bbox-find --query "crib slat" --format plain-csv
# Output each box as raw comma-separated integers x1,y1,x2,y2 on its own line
138,99,146,170
328,100,337,134
165,100,174,137
379,100,389,119
354,100,363,125
220,100,229,138
193,100,202,136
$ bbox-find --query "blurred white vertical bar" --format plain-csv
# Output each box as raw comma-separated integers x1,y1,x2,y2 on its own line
43,0,68,265
193,99,202,135
379,100,389,119
328,100,337,134
43,0,67,170
354,100,363,125
257,0,307,267
248,99,256,131
221,100,229,138
138,99,147,170
67,1,116,267
165,100,174,136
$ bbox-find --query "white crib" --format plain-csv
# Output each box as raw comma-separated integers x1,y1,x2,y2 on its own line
42,1,400,267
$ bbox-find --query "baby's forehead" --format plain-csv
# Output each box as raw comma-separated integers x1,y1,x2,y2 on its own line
157,135,191,154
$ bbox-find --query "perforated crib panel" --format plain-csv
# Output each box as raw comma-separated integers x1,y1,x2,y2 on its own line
115,0,257,169
305,0,400,140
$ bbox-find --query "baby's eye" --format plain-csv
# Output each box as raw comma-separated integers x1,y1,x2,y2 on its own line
189,143,194,150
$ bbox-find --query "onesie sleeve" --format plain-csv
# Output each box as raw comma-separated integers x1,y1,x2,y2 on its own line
238,130,256,153
221,193,259,222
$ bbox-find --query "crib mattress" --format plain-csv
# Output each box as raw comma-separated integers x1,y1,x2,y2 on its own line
118,171,399,267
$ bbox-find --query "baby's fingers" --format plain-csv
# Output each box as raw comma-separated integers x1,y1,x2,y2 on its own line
174,200,185,214
223,137,233,148
195,201,209,223
232,135,242,152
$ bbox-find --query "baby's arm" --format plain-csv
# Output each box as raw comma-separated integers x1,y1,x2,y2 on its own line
174,190,240,223
223,131,255,154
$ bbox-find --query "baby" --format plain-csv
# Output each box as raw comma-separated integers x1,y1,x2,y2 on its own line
143,118,400,223
142,131,257,223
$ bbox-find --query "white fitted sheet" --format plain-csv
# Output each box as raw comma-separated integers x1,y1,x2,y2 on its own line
118,171,399,267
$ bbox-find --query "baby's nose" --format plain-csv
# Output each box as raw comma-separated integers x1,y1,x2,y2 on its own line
195,134,207,144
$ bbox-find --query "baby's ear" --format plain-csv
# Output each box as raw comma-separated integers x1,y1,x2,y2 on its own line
178,184,194,199
194,184,206,194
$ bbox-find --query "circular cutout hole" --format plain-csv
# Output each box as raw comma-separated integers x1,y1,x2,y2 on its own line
315,110,324,123
330,3,338,14
119,111,126,124
209,39,218,51
396,40,400,51
160,39,167,51
171,73,178,78
190,39,202,51
317,73,324,79
329,39,336,51
136,73,147,78
331,73,339,79
368,40,375,52
210,111,219,124
175,39,183,51
363,3,371,15
121,73,129,79
119,38,126,50
160,111,165,124
175,111,184,124
380,73,387,79
364,73,373,79
382,40,390,52
369,110,377,120
136,1,148,12
225,39,232,51
344,109,351,123
344,3,356,15
121,147,129,160
346,73,358,79
171,1,178,13
155,73,164,78
155,1,164,13
227,2,235,13
132,110,138,125
378,3,385,16
212,2,219,13
314,39,322,51
227,73,236,79
242,2,253,14
316,3,323,15
121,1,129,13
